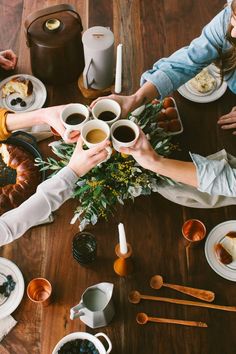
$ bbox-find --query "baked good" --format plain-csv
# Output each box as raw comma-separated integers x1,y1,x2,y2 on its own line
215,231,236,265
2,76,33,98
189,68,216,93
0,143,40,215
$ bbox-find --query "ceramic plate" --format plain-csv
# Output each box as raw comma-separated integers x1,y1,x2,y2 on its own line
177,65,227,103
205,220,236,281
0,74,47,112
0,257,24,319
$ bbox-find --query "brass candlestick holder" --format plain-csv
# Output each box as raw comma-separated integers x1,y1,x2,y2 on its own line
113,243,133,276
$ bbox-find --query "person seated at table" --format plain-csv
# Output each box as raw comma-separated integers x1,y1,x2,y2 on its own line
0,49,17,71
119,129,236,207
0,105,78,143
0,137,110,247
91,0,236,133
0,48,78,142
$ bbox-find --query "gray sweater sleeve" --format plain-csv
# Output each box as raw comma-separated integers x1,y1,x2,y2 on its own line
0,166,78,247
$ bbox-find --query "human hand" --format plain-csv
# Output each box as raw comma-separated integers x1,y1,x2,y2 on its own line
217,107,236,135
90,94,138,118
40,105,79,143
120,129,160,172
68,137,110,176
0,50,17,70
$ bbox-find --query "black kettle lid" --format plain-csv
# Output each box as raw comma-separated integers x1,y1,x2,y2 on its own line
25,4,83,47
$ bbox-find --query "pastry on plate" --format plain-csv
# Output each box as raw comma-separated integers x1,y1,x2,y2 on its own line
188,68,216,93
2,76,33,98
215,231,236,265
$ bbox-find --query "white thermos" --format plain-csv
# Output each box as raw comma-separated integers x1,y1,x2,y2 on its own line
82,26,114,90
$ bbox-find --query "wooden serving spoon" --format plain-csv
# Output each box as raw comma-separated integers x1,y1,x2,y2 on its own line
150,275,215,302
136,312,207,328
128,290,236,312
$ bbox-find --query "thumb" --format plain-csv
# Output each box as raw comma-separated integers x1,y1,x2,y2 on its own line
73,136,83,153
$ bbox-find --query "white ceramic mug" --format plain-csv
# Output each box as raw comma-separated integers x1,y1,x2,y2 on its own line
111,119,139,152
52,331,112,354
92,99,121,126
81,120,110,148
61,103,90,142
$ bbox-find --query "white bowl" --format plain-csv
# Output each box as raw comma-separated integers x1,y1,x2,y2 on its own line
52,331,112,354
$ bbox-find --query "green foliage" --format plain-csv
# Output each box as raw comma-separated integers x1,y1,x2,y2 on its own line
35,101,177,230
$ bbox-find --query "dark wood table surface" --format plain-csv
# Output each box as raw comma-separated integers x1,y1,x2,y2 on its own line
1,1,236,353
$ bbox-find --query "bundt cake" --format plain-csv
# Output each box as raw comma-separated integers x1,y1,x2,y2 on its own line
0,143,41,215
2,76,33,98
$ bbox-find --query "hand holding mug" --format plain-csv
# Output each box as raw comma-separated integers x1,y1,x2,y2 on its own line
61,104,90,142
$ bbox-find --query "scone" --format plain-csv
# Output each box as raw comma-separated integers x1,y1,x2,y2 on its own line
2,76,33,98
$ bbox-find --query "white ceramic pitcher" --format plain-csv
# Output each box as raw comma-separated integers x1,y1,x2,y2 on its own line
82,26,114,90
70,282,115,328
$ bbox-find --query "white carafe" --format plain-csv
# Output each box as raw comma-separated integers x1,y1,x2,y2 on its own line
82,26,114,90
70,282,115,328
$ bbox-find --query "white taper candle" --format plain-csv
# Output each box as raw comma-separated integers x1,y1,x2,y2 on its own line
115,43,123,94
118,222,128,254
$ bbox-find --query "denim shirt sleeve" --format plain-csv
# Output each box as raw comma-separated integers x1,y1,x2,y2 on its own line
190,152,236,196
141,6,231,98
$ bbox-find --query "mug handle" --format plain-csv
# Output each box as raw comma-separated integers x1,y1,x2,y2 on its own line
63,126,74,142
70,303,85,320
83,58,94,89
95,333,112,353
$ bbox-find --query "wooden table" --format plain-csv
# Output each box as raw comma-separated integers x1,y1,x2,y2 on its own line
1,1,236,353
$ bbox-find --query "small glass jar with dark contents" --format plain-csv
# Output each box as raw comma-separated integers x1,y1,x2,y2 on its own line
72,232,97,265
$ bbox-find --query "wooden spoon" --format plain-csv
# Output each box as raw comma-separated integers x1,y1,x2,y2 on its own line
128,290,236,312
150,275,215,302
136,312,207,328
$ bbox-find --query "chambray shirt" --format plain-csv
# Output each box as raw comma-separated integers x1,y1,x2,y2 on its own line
141,4,235,97
141,3,236,198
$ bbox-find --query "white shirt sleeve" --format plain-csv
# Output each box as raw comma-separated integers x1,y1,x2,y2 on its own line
0,166,78,247
190,151,236,196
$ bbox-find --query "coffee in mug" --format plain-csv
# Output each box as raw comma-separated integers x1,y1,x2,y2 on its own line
113,125,136,142
86,129,107,144
61,103,90,142
98,111,116,122
92,99,121,125
111,119,139,152
81,120,110,148
65,113,86,125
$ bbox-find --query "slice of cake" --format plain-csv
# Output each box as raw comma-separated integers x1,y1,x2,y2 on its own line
2,76,33,98
215,231,236,265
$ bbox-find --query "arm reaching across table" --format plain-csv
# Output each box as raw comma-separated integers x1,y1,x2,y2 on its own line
0,138,110,247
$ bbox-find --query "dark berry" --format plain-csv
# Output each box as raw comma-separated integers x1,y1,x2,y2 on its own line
16,97,22,103
10,99,17,106
7,275,13,281
20,101,27,107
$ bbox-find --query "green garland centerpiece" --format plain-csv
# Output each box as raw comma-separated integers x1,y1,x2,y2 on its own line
35,100,177,230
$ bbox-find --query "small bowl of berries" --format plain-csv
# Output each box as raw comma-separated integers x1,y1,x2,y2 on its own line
52,332,112,354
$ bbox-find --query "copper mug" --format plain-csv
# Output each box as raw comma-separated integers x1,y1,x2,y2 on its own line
27,277,52,306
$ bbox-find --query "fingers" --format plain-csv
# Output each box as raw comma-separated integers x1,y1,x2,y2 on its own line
90,149,109,165
120,147,133,155
87,140,110,157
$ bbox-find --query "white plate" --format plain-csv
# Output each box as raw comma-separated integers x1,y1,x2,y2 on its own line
0,257,24,319
0,74,47,112
178,65,227,103
205,220,236,281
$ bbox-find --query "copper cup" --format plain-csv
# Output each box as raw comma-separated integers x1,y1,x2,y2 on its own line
27,278,52,306
182,219,206,245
